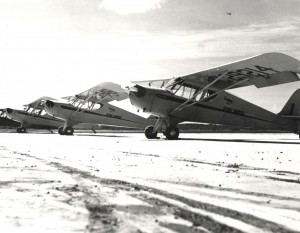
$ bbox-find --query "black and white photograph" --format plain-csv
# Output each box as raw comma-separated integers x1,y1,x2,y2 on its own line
1,0,300,232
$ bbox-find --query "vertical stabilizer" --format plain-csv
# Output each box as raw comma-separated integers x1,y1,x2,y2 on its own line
279,89,300,117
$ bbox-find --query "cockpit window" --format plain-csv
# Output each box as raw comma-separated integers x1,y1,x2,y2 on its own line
166,79,217,101
148,80,168,88
26,107,45,115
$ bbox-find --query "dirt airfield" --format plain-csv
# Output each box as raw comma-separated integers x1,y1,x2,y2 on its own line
0,131,300,233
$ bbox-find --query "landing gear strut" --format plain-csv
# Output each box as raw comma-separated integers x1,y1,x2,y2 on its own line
165,126,179,140
144,125,158,139
16,127,26,133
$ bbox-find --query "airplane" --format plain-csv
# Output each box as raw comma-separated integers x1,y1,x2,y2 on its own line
44,82,156,135
4,97,65,133
0,109,20,128
128,52,300,139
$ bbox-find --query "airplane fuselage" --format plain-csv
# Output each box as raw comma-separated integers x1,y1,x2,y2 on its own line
44,100,156,130
129,85,297,132
4,108,64,129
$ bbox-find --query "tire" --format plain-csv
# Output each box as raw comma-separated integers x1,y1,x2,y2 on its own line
58,127,65,135
165,126,179,140
17,127,26,133
144,125,158,139
64,126,74,135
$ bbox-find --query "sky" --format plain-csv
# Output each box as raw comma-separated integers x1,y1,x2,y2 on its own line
0,0,300,112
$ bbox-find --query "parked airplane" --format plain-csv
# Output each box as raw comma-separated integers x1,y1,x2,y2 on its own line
4,97,64,133
128,53,300,139
0,109,21,128
44,82,156,135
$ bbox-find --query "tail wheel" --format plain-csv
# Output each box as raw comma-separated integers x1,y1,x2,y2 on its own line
64,126,74,136
144,125,158,139
165,126,179,140
17,127,26,133
58,127,65,135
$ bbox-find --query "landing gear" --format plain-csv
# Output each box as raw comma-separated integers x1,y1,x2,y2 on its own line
58,127,65,135
16,127,26,133
144,125,158,139
165,126,179,140
64,126,74,135
58,126,74,135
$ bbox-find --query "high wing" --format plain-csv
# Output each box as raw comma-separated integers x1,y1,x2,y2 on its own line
26,96,59,109
72,82,128,103
165,53,300,91
132,79,170,88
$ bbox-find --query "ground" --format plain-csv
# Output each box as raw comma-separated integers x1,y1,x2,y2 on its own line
0,132,300,233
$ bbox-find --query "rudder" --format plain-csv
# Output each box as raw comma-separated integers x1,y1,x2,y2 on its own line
279,89,300,117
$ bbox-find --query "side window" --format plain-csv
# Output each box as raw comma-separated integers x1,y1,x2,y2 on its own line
40,110,46,115
182,87,196,99
172,84,197,100
93,103,102,110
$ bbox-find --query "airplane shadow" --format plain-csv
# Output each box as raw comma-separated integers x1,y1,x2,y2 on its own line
177,137,300,144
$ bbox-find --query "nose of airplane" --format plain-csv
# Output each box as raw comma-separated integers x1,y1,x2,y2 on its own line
129,85,152,113
129,85,146,98
45,100,54,108
5,108,13,114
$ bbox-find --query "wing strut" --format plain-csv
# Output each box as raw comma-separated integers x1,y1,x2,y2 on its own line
170,76,250,115
70,91,110,118
70,92,96,118
170,71,229,114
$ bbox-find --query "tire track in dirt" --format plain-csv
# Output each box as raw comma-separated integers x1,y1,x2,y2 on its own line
59,184,119,233
48,160,299,233
10,150,300,233
265,176,300,184
153,179,300,203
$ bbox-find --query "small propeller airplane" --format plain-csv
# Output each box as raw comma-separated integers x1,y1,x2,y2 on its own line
0,109,20,128
4,97,64,133
128,52,300,139
44,82,156,135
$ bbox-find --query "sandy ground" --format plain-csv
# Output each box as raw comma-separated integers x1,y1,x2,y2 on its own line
0,132,300,233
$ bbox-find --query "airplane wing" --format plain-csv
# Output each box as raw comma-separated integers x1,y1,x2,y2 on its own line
26,96,59,108
166,53,300,91
131,78,170,88
74,82,128,103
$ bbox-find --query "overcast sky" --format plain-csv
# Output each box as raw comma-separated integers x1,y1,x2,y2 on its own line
1,0,300,112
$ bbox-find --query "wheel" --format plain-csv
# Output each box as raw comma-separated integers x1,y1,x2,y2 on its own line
64,126,74,135
165,126,179,140
58,127,65,135
17,127,26,133
144,125,158,139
